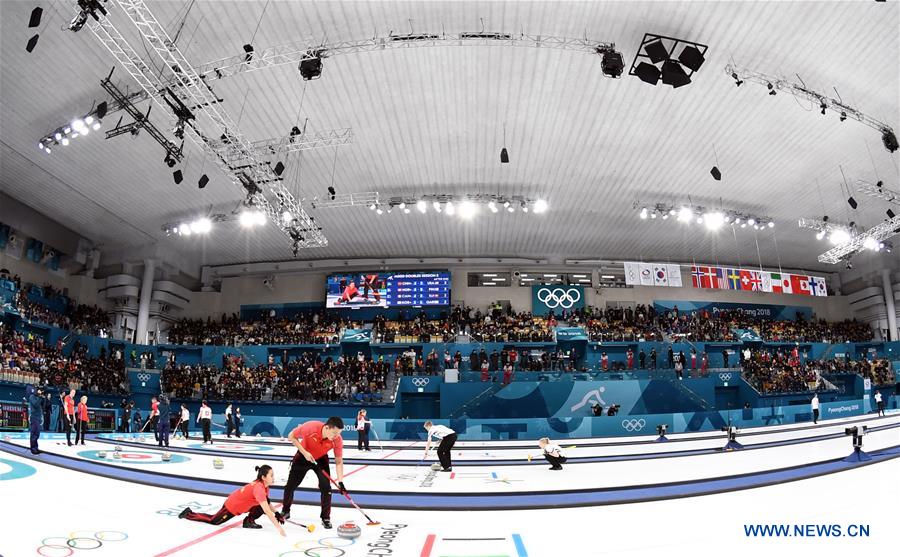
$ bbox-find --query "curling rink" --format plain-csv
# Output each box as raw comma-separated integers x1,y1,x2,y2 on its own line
2,412,897,557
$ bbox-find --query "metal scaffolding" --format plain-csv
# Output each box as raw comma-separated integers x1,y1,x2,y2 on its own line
818,215,900,264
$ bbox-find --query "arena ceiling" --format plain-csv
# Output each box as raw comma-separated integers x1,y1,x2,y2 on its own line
1,1,898,276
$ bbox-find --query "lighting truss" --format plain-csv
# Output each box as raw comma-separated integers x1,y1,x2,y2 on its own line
374,193,547,214
818,215,900,264
309,191,380,210
856,180,900,206
161,213,229,236
211,128,354,166
37,101,108,153
100,68,183,161
194,31,619,81
635,201,773,229
725,63,898,153
797,217,853,235
78,0,326,251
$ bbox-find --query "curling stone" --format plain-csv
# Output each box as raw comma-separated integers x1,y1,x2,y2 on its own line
113,451,122,459
97,450,107,458
114,445,122,452
213,457,224,469
162,452,172,461
337,522,361,539
2,435,11,442
430,463,442,471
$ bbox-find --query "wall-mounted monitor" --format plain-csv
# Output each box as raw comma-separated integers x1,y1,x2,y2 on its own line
325,271,451,308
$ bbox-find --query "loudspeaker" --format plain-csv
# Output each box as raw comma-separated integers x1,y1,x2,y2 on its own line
644,39,668,64
29,7,43,28
847,196,858,210
198,174,209,189
710,166,721,181
678,45,705,72
500,148,509,164
634,62,661,85
661,60,691,88
25,34,39,53
273,161,285,176
173,170,183,184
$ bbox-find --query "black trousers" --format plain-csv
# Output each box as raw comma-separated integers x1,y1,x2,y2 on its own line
226,416,234,437
201,418,211,442
543,453,567,468
877,401,885,416
64,415,74,445
184,503,264,525
148,416,159,441
282,454,331,519
357,429,370,450
437,433,457,470
76,419,87,444
180,421,189,438
813,409,819,423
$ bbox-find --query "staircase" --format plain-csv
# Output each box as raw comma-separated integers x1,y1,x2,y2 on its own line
446,383,503,419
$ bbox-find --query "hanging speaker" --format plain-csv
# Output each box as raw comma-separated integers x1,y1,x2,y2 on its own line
888,209,896,219
173,170,183,184
25,34,39,53
500,148,509,164
273,161,285,176
710,166,721,181
198,174,209,189
29,7,43,28
847,196,858,210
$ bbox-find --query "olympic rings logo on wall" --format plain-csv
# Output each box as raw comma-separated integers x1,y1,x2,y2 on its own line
279,535,356,557
537,287,582,309
719,373,733,381
621,418,646,432
37,530,128,557
411,377,430,387
137,373,151,382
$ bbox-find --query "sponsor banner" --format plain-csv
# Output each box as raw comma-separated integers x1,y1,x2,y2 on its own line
556,327,588,341
341,328,373,343
654,300,813,321
689,264,827,297
624,262,683,287
532,285,584,315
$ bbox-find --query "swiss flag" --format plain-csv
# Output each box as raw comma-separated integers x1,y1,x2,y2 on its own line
739,270,754,291
791,274,811,295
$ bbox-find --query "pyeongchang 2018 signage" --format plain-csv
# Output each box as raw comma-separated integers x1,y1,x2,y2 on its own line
654,300,812,321
532,285,585,316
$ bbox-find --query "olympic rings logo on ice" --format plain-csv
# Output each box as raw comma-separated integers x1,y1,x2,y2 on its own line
719,373,733,381
37,530,128,556
137,373,151,382
280,535,356,557
537,287,581,309
621,419,646,432
411,377,430,387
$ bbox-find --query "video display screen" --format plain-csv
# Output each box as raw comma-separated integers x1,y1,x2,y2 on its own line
325,271,451,308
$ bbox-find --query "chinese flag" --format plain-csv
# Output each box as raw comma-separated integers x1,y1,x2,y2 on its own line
791,274,811,295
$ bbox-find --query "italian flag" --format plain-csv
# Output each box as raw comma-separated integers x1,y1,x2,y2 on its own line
771,272,793,294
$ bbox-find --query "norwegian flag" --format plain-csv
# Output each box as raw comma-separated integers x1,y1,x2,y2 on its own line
691,266,705,289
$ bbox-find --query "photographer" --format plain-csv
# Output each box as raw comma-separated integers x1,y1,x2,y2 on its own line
591,403,604,417
606,404,620,417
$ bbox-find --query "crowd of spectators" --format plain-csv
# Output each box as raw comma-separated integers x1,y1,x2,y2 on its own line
805,356,896,386
0,323,128,394
372,306,555,343
568,305,665,342
12,285,111,336
166,312,345,346
161,352,389,403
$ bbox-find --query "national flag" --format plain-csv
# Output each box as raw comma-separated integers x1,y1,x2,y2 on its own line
811,276,827,297
624,262,641,286
791,274,811,295
777,273,793,294
653,265,669,286
691,266,704,289
639,263,654,286
667,264,683,287
702,267,717,289
713,267,727,289
771,272,783,293
760,272,773,293
725,268,741,290
739,270,754,291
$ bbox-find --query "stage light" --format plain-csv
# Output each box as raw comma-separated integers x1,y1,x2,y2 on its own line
54,132,62,141
488,201,498,213
661,213,668,220
507,203,515,213
639,207,648,219
239,211,255,228
369,203,376,210
768,221,774,228
677,206,693,223
747,218,756,226
650,212,657,219
403,207,410,214
521,202,529,213
882,128,898,153
44,146,51,154
600,49,625,78
644,39,668,63
731,72,743,87
91,121,101,130
178,223,191,236
398,202,406,210
820,101,827,115
61,138,69,146
375,208,383,215
460,201,479,219
734,217,741,225
704,211,724,231
533,199,548,214
839,112,847,122
38,142,44,150
661,60,691,88
282,210,293,224
863,236,878,251
433,201,442,213
829,229,850,245
678,45,705,72
242,44,254,62
72,118,85,131
85,116,94,125
740,223,746,228
815,230,826,240
190,218,212,234
327,186,336,200
634,62,661,85
417,200,427,213
298,50,324,80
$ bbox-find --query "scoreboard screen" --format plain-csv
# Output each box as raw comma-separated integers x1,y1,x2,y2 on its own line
326,271,451,308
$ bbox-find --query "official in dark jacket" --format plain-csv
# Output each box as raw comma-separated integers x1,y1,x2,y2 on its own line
26,385,44,454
